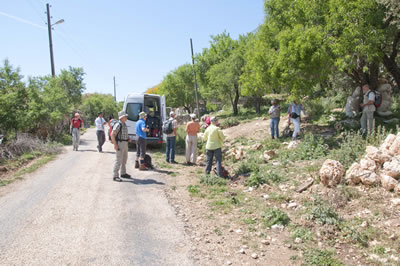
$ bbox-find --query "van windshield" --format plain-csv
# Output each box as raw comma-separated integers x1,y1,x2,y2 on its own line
126,103,142,122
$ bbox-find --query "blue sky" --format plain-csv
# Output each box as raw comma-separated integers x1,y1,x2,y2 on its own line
1,0,265,101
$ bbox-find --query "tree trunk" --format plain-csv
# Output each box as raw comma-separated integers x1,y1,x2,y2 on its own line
232,84,240,116
254,97,262,114
368,62,379,90
183,106,191,114
382,31,400,93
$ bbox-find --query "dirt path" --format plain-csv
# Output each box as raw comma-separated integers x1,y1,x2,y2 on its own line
0,128,192,265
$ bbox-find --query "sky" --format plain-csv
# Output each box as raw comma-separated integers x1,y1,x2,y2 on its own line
1,0,265,101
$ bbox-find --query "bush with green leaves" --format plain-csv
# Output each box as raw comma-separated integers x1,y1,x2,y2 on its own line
200,174,227,186
329,126,392,169
280,133,328,162
303,248,342,266
220,117,240,128
235,159,259,175
262,207,290,227
247,169,286,187
305,196,341,226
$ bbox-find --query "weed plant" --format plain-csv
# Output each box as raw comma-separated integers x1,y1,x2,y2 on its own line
262,208,290,227
303,248,343,266
247,168,286,187
220,117,240,128
200,174,227,186
305,196,341,226
290,226,313,241
279,134,328,162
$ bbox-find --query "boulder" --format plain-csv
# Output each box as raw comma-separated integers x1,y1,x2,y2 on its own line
360,171,378,186
345,96,360,118
287,140,300,149
380,174,399,191
394,184,400,194
389,133,400,156
365,146,391,164
346,163,363,185
379,134,397,152
251,143,263,151
360,157,377,172
319,159,345,187
262,150,276,162
382,157,400,179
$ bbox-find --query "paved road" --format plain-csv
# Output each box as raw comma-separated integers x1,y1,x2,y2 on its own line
0,128,192,265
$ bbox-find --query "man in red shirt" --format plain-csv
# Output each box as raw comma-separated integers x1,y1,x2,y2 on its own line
70,113,84,151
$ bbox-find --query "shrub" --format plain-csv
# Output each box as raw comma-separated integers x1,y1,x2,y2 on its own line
280,134,327,162
290,226,313,241
235,159,258,175
200,174,227,186
305,197,341,226
262,208,290,227
247,169,286,187
187,185,200,196
220,117,240,128
303,248,342,266
0,134,62,162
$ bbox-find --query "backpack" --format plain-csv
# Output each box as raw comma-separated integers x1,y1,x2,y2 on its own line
110,120,126,142
368,90,382,108
213,165,230,179
162,119,174,134
143,154,153,169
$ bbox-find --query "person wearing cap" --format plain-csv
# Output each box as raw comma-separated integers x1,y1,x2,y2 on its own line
95,112,107,152
203,116,225,177
185,114,201,165
111,110,131,182
166,111,178,163
70,112,84,151
268,99,281,139
135,112,149,170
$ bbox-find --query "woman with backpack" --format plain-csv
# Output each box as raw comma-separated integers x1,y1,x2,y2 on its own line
288,99,305,140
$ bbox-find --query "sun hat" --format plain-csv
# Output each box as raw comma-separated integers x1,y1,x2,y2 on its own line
74,113,79,117
190,114,196,119
118,110,128,119
139,112,147,118
170,111,175,117
210,116,218,123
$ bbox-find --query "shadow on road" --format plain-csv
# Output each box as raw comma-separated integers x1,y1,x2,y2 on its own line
122,178,165,185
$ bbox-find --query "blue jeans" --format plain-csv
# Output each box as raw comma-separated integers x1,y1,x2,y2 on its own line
206,148,222,177
166,136,176,162
270,117,280,138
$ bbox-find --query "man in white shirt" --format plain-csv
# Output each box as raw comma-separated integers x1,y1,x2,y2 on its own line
95,112,107,152
360,84,375,135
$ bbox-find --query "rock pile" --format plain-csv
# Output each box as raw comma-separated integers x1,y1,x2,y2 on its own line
345,133,400,193
319,159,345,187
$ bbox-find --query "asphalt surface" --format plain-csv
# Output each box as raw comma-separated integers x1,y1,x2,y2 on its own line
0,128,192,265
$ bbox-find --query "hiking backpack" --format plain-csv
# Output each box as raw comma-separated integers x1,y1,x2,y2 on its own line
110,120,127,142
162,119,173,134
144,154,153,169
368,90,382,108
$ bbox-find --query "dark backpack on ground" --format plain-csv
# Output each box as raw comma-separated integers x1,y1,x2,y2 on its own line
214,165,230,179
290,112,299,119
368,90,382,108
144,154,153,169
162,119,173,134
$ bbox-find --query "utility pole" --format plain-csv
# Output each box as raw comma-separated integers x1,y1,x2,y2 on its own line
190,38,200,119
46,3,55,77
113,76,116,102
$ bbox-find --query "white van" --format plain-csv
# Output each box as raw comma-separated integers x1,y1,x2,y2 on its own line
123,93,166,144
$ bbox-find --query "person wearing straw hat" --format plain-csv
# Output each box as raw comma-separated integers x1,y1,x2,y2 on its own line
111,110,131,182
70,112,84,151
185,113,200,165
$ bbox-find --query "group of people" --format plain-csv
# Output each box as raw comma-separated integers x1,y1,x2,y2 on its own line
70,83,377,182
266,83,376,140
267,99,306,140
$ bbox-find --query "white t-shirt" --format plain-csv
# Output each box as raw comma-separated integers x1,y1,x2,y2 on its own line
363,90,376,112
95,117,106,131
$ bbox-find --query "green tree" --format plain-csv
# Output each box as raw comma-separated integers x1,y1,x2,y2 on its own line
0,59,28,136
79,93,120,125
160,64,196,113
